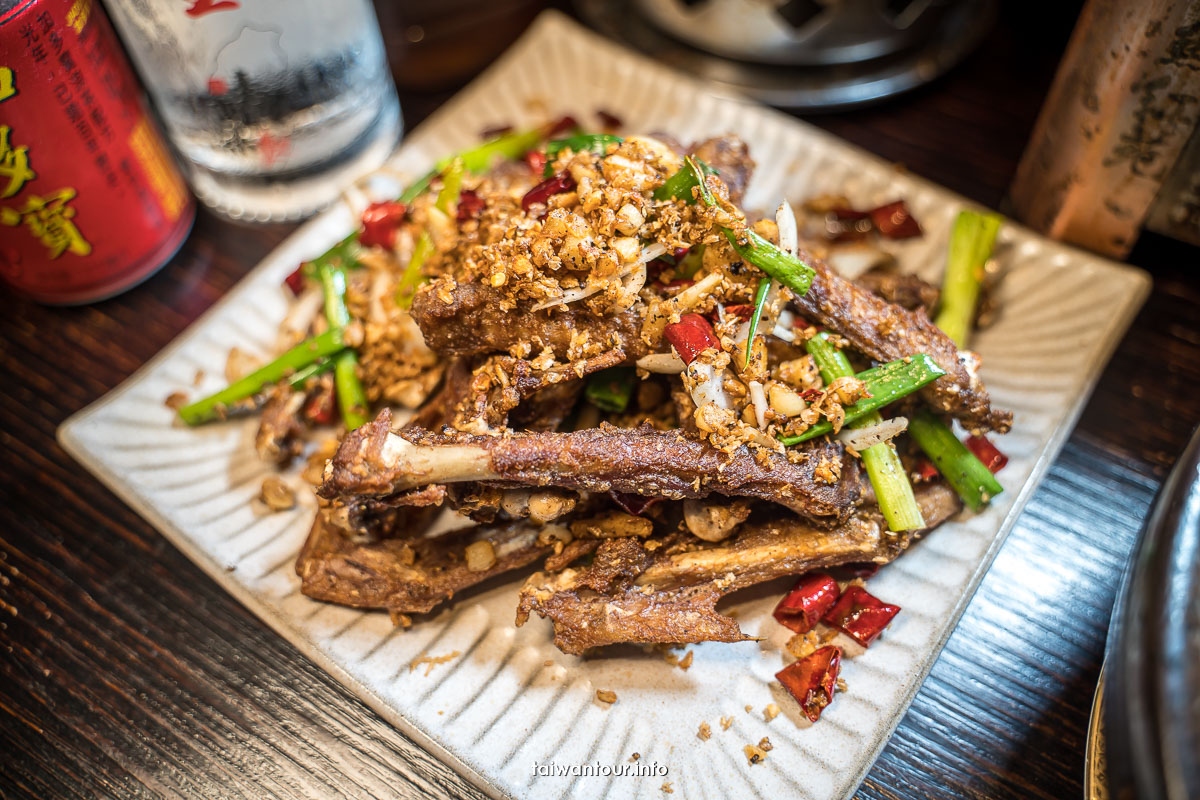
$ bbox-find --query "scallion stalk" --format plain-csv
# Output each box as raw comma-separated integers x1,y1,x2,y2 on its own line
656,157,816,298
396,231,434,309
805,334,924,531
935,209,1003,348
778,353,946,445
585,367,636,413
907,409,1003,511
909,209,1006,508
287,359,335,389
439,127,545,175
543,133,623,176
652,156,715,201
744,276,771,369
318,263,370,430
435,158,465,215
177,328,350,425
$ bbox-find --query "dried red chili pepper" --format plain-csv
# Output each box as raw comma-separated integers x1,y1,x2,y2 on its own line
834,563,880,580
833,207,872,222
772,573,840,634
521,173,576,213
303,382,335,425
456,189,486,222
869,200,922,239
800,388,824,402
547,115,579,138
360,201,407,249
646,259,671,285
596,108,623,129
723,304,754,321
283,265,306,297
911,457,940,483
524,149,548,174
480,123,513,138
964,435,1008,473
609,491,662,516
776,645,842,723
664,314,720,365
822,585,900,647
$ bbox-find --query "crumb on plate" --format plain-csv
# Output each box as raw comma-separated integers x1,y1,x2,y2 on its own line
743,743,768,765
409,650,460,676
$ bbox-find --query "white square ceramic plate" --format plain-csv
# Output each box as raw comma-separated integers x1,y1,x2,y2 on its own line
59,11,1150,800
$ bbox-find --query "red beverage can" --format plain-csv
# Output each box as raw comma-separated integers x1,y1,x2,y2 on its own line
0,0,194,303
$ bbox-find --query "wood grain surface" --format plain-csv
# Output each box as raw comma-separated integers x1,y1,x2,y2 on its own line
3,2,1198,798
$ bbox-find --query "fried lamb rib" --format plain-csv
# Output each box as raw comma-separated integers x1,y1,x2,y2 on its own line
411,279,644,361
793,252,1011,433
516,482,960,654
296,510,550,622
318,410,862,525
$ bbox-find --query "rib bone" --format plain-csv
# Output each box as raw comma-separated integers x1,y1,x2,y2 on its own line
319,410,862,525
516,482,960,653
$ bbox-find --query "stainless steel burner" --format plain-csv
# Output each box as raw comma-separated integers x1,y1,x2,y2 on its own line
575,0,996,110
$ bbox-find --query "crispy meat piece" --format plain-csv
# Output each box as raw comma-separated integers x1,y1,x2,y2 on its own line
637,484,961,590
403,357,474,432
454,349,624,431
544,538,601,572
855,268,940,312
669,379,700,436
345,353,599,524
332,500,443,542
319,411,862,524
575,538,651,593
792,251,1012,433
296,510,549,616
411,280,644,360
689,136,755,206
509,379,583,432
516,483,960,653
410,135,755,361
519,582,743,654
255,386,305,464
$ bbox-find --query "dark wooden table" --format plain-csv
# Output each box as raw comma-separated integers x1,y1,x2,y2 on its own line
3,3,1198,799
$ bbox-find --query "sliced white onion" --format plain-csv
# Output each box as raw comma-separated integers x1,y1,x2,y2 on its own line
837,415,909,451
532,243,666,311
368,269,392,324
636,352,686,374
665,272,724,317
622,261,648,296
771,323,795,342
731,200,798,362
748,379,768,429
777,200,798,257
826,242,893,279
278,286,324,346
686,361,731,410
773,308,796,342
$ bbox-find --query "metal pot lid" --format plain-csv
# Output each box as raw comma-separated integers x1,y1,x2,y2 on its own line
1102,423,1200,800
575,0,995,110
